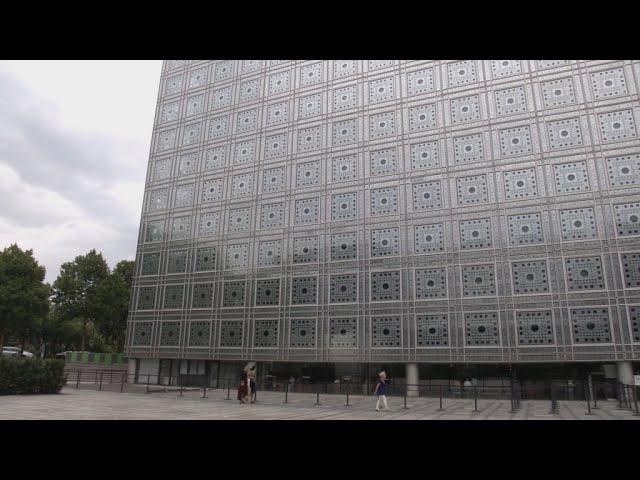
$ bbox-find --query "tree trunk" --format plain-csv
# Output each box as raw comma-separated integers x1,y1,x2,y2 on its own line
0,331,4,352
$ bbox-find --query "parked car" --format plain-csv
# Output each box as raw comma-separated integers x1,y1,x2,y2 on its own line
2,347,34,358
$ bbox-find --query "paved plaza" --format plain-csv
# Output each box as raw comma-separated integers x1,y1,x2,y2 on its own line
1,385,639,420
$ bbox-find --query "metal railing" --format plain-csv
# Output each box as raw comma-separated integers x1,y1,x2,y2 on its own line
63,369,640,417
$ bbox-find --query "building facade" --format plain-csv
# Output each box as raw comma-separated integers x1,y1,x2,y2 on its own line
126,60,640,386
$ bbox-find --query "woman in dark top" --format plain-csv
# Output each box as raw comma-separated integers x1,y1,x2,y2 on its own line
238,368,249,403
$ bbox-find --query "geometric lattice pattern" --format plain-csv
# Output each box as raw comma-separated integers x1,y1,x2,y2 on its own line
571,309,612,343
621,253,640,288
507,213,544,245
370,271,401,302
459,218,492,250
559,208,598,241
291,277,318,305
188,321,210,347
160,322,180,346
565,256,605,291
503,168,538,199
128,60,640,365
254,320,279,348
462,264,496,297
465,313,500,346
415,268,447,299
606,154,640,188
614,203,640,236
219,321,243,348
629,307,640,343
133,322,152,345
511,261,549,294
516,311,554,345
290,319,317,348
330,318,357,348
416,315,448,346
371,316,402,348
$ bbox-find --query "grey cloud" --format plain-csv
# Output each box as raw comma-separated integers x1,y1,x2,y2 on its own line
0,71,148,230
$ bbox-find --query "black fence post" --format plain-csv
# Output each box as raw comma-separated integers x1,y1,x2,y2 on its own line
180,379,184,397
202,385,207,399
438,385,444,411
585,383,593,415
590,375,597,409
510,381,514,413
95,370,98,384
76,370,81,389
616,382,623,409
473,385,479,412
632,385,640,416
226,379,231,400
284,383,289,404
345,384,351,407
403,386,408,409
120,372,125,393
316,390,320,406
99,372,103,391
146,374,150,393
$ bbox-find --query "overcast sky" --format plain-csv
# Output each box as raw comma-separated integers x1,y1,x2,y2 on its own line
0,60,163,283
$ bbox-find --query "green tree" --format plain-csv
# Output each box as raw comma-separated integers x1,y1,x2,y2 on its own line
94,260,134,351
51,250,109,351
33,306,83,358
0,244,50,352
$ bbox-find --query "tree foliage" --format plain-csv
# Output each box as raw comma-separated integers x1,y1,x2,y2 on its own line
0,244,50,352
93,260,134,351
51,249,109,351
2,245,134,356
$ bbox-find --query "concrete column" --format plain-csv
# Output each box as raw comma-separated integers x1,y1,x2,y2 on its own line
127,358,137,382
617,361,634,385
406,363,419,397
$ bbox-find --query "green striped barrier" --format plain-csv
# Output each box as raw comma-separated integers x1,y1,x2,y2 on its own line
66,352,128,365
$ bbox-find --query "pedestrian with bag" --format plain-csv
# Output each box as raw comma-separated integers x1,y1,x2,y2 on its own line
374,371,390,412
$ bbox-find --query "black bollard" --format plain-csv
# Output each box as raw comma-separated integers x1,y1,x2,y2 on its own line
473,385,479,412
202,385,207,399
403,388,408,409
284,383,288,404
226,379,231,400
585,384,593,415
589,374,598,409
632,385,640,416
99,372,103,391
76,370,81,389
438,385,444,411
316,391,320,406
120,373,125,393
617,383,623,409
345,385,351,407
146,374,150,393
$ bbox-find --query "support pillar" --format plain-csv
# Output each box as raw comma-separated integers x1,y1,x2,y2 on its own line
617,361,634,386
127,358,137,383
406,363,419,397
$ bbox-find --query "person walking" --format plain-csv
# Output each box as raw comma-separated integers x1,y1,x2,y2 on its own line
374,371,390,412
237,367,249,404
247,362,257,403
